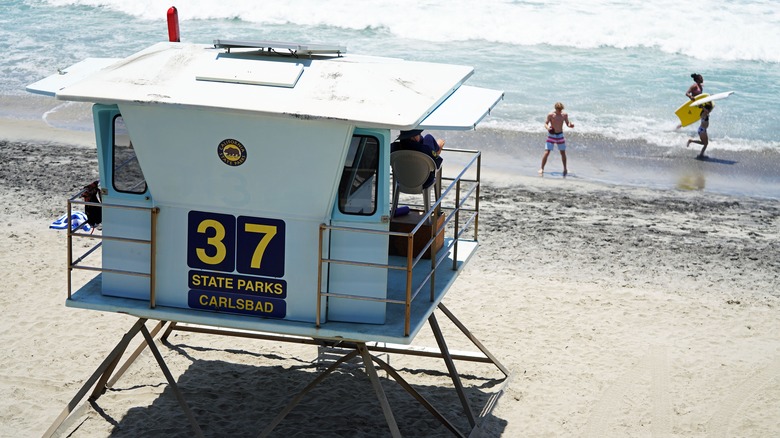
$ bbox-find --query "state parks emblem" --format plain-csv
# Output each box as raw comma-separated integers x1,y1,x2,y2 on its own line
217,139,247,166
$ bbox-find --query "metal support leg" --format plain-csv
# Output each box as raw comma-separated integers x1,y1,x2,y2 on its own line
43,319,204,438
42,318,147,438
357,343,402,438
429,313,476,428
258,350,361,438
89,346,124,400
438,303,509,377
370,354,466,437
160,320,177,341
105,320,168,388
139,323,204,438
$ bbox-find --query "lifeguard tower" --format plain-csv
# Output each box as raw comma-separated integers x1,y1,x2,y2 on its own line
29,35,507,437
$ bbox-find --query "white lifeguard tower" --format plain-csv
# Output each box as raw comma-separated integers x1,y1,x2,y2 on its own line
29,38,507,437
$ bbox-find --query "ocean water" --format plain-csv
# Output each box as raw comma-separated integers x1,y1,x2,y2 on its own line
2,0,779,195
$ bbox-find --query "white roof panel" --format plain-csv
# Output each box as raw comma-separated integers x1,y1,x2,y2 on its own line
26,57,121,97
52,42,478,129
418,85,504,130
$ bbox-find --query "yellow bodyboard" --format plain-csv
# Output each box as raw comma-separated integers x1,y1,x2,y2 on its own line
675,93,709,127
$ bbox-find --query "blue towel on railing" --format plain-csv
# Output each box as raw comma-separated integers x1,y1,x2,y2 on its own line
50,211,92,232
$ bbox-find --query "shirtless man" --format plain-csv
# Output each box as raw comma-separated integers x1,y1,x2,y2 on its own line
540,102,574,176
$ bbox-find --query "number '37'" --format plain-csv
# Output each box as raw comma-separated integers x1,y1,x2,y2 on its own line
187,211,285,278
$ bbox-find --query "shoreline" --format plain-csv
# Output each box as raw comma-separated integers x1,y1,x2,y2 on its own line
444,128,780,200
1,123,779,437
0,117,95,148
2,113,780,200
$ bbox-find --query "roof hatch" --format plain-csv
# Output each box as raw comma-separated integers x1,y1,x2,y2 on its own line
196,55,304,88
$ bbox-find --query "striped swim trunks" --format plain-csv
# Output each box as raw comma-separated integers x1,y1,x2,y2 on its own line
545,132,566,151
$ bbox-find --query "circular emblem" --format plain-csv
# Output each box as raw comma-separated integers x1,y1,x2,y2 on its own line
217,139,247,166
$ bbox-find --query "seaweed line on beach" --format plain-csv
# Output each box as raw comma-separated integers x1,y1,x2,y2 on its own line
477,185,780,300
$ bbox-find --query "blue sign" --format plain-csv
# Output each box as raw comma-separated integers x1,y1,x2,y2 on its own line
236,215,286,278
187,210,287,317
187,211,285,276
188,270,287,298
187,210,236,272
188,290,286,319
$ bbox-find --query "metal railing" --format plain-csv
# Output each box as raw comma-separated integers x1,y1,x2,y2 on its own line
317,149,482,336
66,189,159,306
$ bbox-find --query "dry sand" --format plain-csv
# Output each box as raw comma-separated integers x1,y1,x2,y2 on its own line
1,123,779,437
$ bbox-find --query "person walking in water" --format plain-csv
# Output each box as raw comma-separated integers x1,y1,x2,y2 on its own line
540,102,574,176
687,101,714,158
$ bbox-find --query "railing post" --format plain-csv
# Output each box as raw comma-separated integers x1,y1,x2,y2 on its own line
149,207,159,308
67,199,73,299
405,232,413,336
475,152,481,241
429,210,437,302
453,180,461,270
316,224,325,328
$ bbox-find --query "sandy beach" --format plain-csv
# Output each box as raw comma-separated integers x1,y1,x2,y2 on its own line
1,121,779,437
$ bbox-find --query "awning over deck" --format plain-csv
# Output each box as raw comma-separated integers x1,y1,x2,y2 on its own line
419,85,504,131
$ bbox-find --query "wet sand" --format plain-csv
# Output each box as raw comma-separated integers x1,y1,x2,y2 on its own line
444,128,780,200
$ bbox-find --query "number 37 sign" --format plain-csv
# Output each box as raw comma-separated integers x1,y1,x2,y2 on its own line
187,210,285,278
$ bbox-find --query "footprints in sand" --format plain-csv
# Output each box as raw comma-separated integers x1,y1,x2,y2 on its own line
584,346,672,437
538,169,572,178
584,347,780,437
707,355,780,438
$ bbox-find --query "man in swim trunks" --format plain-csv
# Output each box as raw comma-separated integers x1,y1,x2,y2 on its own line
540,102,574,176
